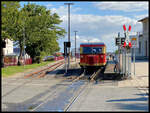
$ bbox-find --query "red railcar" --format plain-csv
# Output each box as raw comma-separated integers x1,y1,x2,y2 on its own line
80,42,107,70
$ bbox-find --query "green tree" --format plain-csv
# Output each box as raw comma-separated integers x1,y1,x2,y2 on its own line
22,3,66,63
1,1,20,67
1,2,66,65
2,1,20,40
115,50,119,54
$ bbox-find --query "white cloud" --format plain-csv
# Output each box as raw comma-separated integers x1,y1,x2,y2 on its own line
95,2,148,12
90,38,101,42
45,4,53,9
53,6,143,52
51,6,81,16
61,14,142,36
51,6,68,15
134,14,149,20
58,13,142,52
78,37,101,43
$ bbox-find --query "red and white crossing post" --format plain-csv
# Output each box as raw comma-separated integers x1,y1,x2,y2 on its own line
123,24,132,49
122,24,132,77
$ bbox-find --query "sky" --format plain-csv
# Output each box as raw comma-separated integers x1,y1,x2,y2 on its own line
20,1,149,53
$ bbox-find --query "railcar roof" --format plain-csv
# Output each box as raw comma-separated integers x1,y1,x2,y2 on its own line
80,42,105,45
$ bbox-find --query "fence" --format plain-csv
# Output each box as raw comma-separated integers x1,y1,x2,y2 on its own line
54,56,64,61
4,56,32,66
118,47,131,77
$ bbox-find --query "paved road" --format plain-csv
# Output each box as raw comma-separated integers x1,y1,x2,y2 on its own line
2,60,149,111
67,81,148,111
67,60,149,111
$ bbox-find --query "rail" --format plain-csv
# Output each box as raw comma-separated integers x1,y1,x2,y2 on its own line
24,61,64,78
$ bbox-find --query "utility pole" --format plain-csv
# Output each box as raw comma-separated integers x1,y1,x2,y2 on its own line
64,3,74,68
74,31,78,62
118,32,120,74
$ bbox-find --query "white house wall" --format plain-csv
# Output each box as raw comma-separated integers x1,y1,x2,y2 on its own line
142,20,149,57
133,17,149,58
3,39,13,55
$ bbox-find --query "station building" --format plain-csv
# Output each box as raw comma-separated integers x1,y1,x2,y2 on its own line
131,17,149,60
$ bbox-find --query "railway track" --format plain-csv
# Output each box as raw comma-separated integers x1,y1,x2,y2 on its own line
29,68,87,111
3,61,107,111
25,65,103,111
64,68,104,111
2,61,65,98
24,61,64,78
3,59,148,111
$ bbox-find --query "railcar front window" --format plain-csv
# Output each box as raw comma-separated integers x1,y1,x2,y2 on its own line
82,47,102,54
83,47,92,54
92,47,102,54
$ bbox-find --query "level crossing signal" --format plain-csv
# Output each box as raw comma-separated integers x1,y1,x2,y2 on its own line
123,24,132,48
115,38,121,46
64,42,71,56
128,42,132,48
115,37,125,46
121,38,125,45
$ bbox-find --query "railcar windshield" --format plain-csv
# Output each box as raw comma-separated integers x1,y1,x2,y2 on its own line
92,47,102,54
81,47,103,54
82,47,92,54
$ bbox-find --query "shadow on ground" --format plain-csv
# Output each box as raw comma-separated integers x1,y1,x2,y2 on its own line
106,94,148,111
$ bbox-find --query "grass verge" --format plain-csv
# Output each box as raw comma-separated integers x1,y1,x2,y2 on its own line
2,61,55,77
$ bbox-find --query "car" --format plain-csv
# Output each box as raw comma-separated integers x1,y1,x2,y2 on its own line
43,56,55,61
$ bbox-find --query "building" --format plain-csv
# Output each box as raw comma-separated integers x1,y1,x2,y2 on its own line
131,17,149,60
13,48,31,59
138,17,149,59
3,38,13,55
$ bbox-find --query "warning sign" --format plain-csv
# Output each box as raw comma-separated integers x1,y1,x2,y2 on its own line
131,37,139,48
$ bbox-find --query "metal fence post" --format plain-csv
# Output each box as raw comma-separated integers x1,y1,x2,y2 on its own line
134,47,135,76
65,56,67,73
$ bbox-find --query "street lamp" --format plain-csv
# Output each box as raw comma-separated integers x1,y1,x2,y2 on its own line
74,31,78,62
64,3,74,68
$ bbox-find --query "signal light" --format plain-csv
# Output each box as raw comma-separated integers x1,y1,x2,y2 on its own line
123,24,126,31
128,25,131,32
123,42,126,47
129,42,132,48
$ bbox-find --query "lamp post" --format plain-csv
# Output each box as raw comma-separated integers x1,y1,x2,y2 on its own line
64,3,74,68
74,31,78,62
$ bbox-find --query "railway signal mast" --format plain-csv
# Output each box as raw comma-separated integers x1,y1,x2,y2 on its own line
122,24,132,77
115,24,132,77
64,3,74,69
